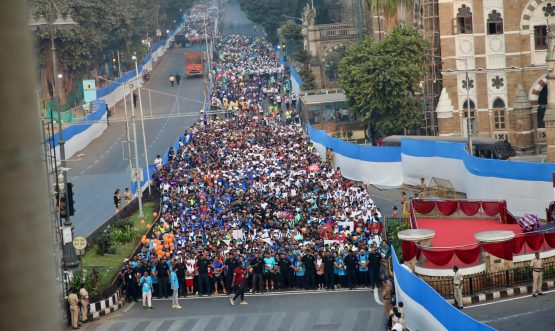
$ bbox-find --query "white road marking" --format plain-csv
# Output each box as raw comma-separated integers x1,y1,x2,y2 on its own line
373,288,383,305
480,307,552,323
122,301,135,313
151,288,373,301
466,289,555,308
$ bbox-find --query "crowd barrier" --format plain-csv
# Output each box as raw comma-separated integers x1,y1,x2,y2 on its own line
50,17,187,163
392,252,496,331
306,122,555,217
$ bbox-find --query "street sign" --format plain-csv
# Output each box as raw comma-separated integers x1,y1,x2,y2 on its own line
82,79,97,103
73,236,87,251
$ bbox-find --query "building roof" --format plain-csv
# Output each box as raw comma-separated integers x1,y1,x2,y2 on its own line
300,92,346,104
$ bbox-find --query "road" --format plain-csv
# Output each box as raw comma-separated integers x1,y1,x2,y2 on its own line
68,0,262,237
465,290,555,330
81,289,385,331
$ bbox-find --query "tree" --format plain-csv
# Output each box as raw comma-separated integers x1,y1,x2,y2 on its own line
299,63,316,91
279,21,303,42
365,0,413,17
292,49,310,64
338,26,429,136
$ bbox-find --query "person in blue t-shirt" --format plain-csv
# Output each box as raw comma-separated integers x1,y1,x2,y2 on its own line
263,251,276,290
335,255,346,288
357,250,369,287
170,267,182,309
139,271,154,309
294,255,305,290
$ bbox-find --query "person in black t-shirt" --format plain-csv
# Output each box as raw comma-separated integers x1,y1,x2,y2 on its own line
368,247,381,289
197,253,211,296
302,251,316,290
158,258,170,298
323,251,335,290
344,250,358,290
224,253,238,295
252,252,264,293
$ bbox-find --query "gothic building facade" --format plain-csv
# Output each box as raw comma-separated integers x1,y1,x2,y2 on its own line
436,0,555,152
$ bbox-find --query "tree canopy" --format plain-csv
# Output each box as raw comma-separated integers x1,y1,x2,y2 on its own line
338,26,429,135
29,0,193,104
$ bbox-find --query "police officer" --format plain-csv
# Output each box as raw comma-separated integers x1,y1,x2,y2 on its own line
68,288,80,329
79,286,89,324
453,265,464,309
530,252,544,297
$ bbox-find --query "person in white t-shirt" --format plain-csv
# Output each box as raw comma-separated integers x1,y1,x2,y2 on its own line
154,155,163,170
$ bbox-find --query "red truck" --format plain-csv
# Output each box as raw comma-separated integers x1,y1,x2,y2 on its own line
184,51,205,78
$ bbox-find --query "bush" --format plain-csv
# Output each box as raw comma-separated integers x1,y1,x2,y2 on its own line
110,226,137,244
96,233,116,255
70,269,100,297
112,218,133,230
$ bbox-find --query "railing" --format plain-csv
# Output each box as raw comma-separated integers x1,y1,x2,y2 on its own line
422,261,555,299
319,27,359,40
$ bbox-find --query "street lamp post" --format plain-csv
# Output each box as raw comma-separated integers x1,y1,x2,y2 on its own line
132,54,152,196
30,0,80,271
455,57,474,156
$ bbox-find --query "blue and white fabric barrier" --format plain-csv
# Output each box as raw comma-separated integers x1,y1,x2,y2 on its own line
392,252,496,331
400,138,555,217
52,100,107,162
307,124,403,186
306,124,555,216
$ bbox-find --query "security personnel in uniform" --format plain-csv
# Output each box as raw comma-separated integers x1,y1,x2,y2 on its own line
79,287,89,323
453,265,464,309
530,252,544,297
68,288,80,329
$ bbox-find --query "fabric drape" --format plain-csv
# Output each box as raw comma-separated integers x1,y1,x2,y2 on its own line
454,246,481,265
412,200,435,214
481,202,500,216
421,249,454,266
545,232,555,248
436,201,458,216
459,201,481,216
401,241,418,261
512,235,526,254
483,241,513,261
524,233,544,251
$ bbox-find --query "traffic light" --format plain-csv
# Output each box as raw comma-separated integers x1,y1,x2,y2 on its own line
112,55,117,63
281,43,286,51
67,182,75,216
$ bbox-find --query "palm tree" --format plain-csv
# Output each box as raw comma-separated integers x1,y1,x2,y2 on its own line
365,0,414,39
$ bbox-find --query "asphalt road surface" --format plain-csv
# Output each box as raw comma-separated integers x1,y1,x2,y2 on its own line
465,290,555,330
81,289,385,331
68,1,261,237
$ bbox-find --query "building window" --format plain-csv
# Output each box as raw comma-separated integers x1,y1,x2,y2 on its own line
457,5,473,34
535,25,548,50
493,98,505,129
487,10,503,35
462,99,475,110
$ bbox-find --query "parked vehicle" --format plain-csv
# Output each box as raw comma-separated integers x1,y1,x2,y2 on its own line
184,51,204,78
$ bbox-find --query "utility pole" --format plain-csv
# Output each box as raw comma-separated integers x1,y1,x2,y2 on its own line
133,54,152,195
45,0,79,272
1,1,61,330
129,79,144,218
355,0,364,42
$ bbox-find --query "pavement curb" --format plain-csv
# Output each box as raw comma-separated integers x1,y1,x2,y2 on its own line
456,280,555,305
87,290,126,320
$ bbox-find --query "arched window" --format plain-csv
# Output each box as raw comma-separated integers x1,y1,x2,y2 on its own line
457,5,473,34
462,99,475,110
492,98,505,129
487,10,503,35
535,25,548,50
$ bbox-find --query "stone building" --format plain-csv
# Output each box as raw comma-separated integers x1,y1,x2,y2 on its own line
435,0,555,153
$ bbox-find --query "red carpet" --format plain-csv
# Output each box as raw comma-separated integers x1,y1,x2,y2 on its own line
417,218,523,268
417,218,522,247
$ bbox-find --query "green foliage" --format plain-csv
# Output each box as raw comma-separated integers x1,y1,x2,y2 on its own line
96,232,116,255
365,0,414,17
299,64,316,91
280,21,303,41
112,218,134,231
70,269,100,296
338,26,429,135
292,49,311,64
110,226,138,244
239,0,331,43
30,0,194,100
384,218,411,262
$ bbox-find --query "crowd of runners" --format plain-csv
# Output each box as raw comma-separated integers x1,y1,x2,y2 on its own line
177,4,219,44
119,31,392,313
